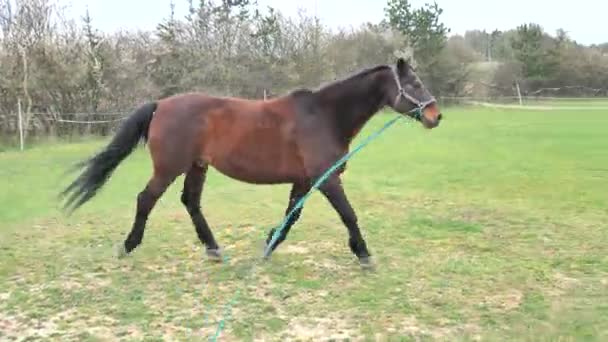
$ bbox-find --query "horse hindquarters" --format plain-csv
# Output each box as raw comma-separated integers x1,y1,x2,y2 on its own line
118,100,202,256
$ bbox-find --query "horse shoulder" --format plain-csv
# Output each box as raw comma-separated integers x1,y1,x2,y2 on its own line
283,95,348,178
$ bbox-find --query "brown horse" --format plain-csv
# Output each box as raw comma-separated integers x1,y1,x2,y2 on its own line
61,57,441,268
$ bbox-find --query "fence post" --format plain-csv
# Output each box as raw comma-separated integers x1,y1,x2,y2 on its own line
515,82,523,106
17,98,24,151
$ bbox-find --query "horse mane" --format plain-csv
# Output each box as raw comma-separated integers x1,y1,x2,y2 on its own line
284,64,391,98
314,64,391,94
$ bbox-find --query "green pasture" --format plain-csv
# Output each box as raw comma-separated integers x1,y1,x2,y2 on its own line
0,106,606,340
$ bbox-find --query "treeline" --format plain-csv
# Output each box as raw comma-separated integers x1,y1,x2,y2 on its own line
461,25,608,97
1,0,607,141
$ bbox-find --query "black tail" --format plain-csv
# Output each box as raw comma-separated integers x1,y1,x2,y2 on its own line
60,101,158,213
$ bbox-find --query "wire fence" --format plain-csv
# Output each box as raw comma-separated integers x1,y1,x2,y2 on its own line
439,96,608,111
2,95,608,151
0,110,130,150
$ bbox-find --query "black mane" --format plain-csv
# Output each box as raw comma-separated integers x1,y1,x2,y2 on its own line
287,64,391,97
314,64,391,93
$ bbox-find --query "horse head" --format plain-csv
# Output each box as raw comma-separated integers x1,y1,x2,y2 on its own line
387,57,442,129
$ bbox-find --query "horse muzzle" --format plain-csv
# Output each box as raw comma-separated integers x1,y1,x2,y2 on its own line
420,104,442,129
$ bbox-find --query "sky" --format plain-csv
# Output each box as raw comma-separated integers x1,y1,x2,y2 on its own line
60,0,606,45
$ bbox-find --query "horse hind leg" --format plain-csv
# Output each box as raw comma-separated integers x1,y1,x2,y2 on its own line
264,182,309,257
115,171,176,258
181,163,222,262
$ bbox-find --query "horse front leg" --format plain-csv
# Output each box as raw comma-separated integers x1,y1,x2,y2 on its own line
319,176,374,269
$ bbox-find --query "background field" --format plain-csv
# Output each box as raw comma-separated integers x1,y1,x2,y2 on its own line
1,105,607,340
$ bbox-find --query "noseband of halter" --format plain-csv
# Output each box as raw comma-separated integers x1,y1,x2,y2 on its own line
391,66,436,121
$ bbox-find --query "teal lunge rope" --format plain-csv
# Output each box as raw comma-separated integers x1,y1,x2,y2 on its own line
263,113,404,258
209,113,405,341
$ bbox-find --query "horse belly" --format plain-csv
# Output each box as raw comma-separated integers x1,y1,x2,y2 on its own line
203,124,304,184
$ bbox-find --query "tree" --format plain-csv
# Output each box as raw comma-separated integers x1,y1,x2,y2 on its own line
82,8,104,114
510,23,545,82
384,0,450,63
151,1,185,98
384,0,452,94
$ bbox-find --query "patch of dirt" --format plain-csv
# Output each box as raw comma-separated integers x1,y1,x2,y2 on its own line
546,272,582,297
483,289,523,311
27,282,49,294
83,326,120,340
285,290,323,308
302,258,345,272
107,325,144,341
431,323,481,340
144,292,198,315
57,273,112,292
148,320,199,340
281,315,362,341
0,308,138,341
144,262,182,275
453,207,501,224
0,309,75,340
2,314,59,340
384,316,480,340
386,316,423,336
276,314,480,341
300,252,353,274
60,279,83,291
284,244,309,255
251,275,275,298
553,272,581,290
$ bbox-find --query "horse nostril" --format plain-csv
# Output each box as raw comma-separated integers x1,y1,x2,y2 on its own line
437,113,443,121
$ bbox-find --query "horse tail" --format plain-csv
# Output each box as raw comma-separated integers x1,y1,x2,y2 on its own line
60,101,158,213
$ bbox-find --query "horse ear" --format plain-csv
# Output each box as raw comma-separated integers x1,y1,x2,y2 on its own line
396,57,408,73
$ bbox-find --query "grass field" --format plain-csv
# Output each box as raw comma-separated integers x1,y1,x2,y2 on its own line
1,106,607,340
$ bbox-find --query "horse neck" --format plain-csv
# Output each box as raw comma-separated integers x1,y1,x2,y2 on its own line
320,68,390,144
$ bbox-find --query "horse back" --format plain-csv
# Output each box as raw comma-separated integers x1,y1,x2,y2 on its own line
148,91,345,184
197,94,309,183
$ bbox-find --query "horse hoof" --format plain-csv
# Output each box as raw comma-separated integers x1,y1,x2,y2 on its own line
206,248,223,262
359,256,376,271
114,243,129,259
261,243,273,261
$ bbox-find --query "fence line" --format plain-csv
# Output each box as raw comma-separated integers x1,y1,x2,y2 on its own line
458,100,608,111
1,109,130,150
37,112,128,117
3,96,608,151
441,96,608,101
55,117,127,124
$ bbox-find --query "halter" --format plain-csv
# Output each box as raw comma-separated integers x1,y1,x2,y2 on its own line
391,66,436,121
